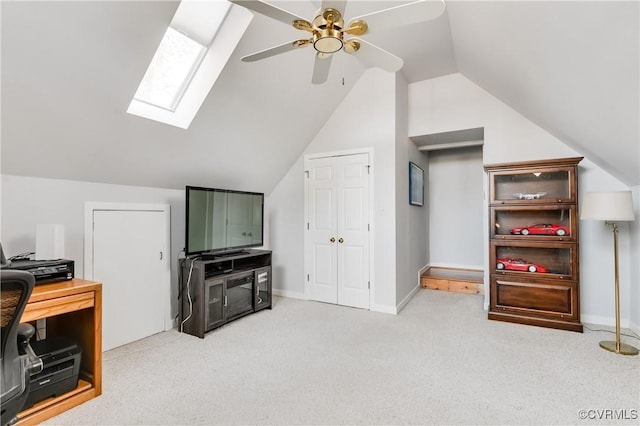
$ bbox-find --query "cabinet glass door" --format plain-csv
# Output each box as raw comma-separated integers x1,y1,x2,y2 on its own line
205,278,224,330
254,267,271,311
491,241,576,279
491,168,575,204
492,206,576,240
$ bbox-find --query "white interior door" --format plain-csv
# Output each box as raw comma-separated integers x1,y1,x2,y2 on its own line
306,153,370,309
92,209,167,351
336,154,370,309
307,156,339,304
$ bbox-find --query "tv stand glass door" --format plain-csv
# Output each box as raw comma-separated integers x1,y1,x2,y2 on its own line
224,271,253,321
205,278,225,330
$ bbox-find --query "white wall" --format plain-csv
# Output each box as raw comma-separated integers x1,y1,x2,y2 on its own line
408,73,637,328
264,159,305,299
1,175,185,321
427,147,484,269
268,68,400,312
394,72,429,311
631,186,640,335
577,160,635,327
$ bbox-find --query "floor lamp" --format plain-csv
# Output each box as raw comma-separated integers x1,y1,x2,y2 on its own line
581,191,638,356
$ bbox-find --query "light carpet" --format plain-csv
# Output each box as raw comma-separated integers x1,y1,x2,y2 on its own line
43,290,640,425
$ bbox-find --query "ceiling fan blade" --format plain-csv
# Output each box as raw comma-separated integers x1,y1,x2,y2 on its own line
348,0,445,35
321,0,348,14
241,40,310,62
312,53,333,84
229,0,309,27
344,38,403,72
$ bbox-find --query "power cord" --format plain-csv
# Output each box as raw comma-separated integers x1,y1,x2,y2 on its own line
179,258,197,333
583,323,640,341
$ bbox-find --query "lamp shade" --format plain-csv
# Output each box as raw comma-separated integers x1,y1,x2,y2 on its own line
580,191,635,221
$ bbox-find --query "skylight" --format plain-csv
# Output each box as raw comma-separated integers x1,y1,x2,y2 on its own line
127,1,253,129
134,27,206,111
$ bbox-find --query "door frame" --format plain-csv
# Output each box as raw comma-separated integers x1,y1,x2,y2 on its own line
303,148,375,309
84,202,172,330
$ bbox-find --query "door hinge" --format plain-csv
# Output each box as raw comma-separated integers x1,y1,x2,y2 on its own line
160,251,163,260
305,170,309,178
366,165,371,174
368,224,370,231
368,281,370,289
307,274,310,282
307,222,309,230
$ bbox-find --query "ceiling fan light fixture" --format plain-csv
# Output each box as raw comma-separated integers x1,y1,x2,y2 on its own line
313,29,343,53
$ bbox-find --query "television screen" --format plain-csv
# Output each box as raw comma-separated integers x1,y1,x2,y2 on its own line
186,186,264,256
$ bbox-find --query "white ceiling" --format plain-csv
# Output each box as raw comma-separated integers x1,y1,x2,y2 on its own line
2,1,638,192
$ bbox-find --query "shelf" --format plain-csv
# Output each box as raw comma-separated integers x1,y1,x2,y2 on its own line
491,241,576,280
491,205,576,241
16,279,102,424
18,379,92,420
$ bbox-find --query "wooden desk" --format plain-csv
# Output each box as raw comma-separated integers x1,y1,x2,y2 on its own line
16,279,102,425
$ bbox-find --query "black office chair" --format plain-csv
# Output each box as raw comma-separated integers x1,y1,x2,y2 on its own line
1,270,43,426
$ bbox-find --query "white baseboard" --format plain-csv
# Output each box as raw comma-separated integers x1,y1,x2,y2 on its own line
581,314,631,329
418,263,430,276
397,283,421,314
371,303,397,315
166,316,176,331
427,262,484,271
273,288,399,315
272,288,306,300
630,319,639,337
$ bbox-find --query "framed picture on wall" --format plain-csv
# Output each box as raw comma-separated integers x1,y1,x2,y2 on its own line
409,162,424,206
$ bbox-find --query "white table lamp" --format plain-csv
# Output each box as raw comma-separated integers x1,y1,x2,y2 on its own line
580,191,637,355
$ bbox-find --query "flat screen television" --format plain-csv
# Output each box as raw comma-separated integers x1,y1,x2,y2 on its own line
185,186,264,257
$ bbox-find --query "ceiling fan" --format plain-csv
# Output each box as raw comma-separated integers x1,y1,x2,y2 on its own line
229,0,446,84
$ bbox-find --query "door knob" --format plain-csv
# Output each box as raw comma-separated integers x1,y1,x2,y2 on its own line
338,237,344,243
330,237,336,243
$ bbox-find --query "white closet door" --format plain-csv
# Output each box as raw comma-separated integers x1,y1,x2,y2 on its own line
306,153,370,309
336,154,370,309
92,210,166,350
307,156,339,304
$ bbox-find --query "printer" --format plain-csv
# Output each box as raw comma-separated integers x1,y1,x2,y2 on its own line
22,336,82,409
2,259,74,284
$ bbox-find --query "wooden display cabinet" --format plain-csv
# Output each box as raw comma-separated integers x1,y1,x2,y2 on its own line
485,157,583,332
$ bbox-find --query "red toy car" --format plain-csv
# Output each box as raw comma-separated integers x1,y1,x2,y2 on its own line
496,258,548,273
510,223,569,236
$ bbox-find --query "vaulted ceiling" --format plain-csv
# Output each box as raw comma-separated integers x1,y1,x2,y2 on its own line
2,1,638,192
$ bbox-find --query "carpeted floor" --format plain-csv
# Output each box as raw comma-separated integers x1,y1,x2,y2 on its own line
43,290,640,425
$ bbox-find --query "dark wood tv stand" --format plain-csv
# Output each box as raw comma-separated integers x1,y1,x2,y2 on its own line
179,249,272,338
